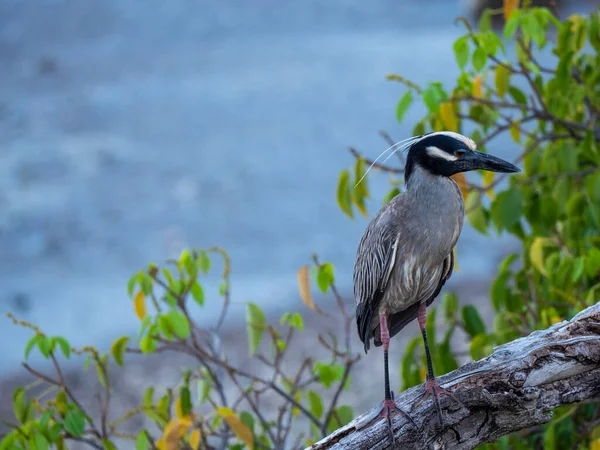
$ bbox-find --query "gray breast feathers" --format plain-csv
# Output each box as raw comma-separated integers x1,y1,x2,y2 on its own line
354,187,462,353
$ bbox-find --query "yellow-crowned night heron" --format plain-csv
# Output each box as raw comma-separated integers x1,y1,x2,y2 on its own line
354,131,520,441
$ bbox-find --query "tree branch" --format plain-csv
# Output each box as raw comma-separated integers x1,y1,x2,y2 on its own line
307,302,600,450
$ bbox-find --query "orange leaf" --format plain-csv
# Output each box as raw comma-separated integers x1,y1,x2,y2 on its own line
134,291,146,320
297,266,315,311
217,407,254,450
161,416,193,450
503,0,520,21
472,75,483,98
450,173,469,201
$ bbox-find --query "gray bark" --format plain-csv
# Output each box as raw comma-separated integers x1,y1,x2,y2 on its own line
307,302,600,450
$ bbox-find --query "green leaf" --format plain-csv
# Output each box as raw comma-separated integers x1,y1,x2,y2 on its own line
179,386,192,417
95,355,109,388
32,434,49,450
461,305,486,337
54,337,71,359
383,187,400,205
469,334,490,360
354,157,369,199
490,188,523,231
24,335,41,359
422,83,445,112
143,387,154,409
472,47,487,72
198,379,211,405
239,411,255,433
246,302,266,355
102,440,118,450
494,64,511,98
327,405,353,433
110,336,130,367
572,257,586,283
313,362,341,388
508,86,527,106
167,310,191,340
453,36,470,70
140,335,157,354
64,408,85,437
13,388,26,423
337,170,354,218
317,262,335,293
466,191,489,235
306,390,323,419
442,292,458,320
135,431,150,450
504,10,522,41
478,9,492,32
37,336,51,358
198,251,211,274
127,274,138,298
395,90,413,123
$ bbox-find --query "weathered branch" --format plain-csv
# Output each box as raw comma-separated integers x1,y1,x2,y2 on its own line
308,303,600,450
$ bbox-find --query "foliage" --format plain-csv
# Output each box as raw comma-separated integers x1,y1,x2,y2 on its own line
1,250,357,449
340,3,600,449
2,2,600,450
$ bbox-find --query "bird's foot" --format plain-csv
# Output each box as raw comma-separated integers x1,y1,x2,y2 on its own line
414,377,463,426
356,392,416,447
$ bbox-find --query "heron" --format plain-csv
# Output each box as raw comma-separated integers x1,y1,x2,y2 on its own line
353,131,520,442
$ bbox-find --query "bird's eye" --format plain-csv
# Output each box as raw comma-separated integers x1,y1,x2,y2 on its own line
455,150,466,158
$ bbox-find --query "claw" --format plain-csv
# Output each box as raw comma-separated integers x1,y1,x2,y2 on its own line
356,392,416,447
414,377,464,426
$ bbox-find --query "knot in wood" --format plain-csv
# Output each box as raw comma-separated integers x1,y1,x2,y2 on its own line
522,386,540,401
509,370,527,388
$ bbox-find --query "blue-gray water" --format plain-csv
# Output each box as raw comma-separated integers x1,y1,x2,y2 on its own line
0,0,594,373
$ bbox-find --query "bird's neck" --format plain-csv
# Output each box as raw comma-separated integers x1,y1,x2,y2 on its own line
405,166,464,213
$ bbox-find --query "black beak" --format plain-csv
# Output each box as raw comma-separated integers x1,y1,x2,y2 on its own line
465,151,521,173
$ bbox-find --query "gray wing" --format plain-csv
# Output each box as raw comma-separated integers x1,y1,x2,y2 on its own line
373,250,454,348
354,199,405,354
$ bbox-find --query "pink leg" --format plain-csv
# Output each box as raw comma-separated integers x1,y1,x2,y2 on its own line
356,315,416,445
415,303,464,426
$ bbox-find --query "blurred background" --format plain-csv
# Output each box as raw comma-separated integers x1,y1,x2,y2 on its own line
0,0,598,443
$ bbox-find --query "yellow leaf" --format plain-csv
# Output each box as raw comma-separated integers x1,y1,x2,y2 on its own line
494,64,510,99
510,121,521,143
530,237,551,276
482,171,496,199
297,266,315,311
439,102,459,131
450,173,469,201
175,397,183,419
189,430,202,450
503,0,519,21
217,407,254,450
453,246,460,272
134,291,146,320
472,75,483,98
419,367,427,382
162,416,193,450
591,438,600,450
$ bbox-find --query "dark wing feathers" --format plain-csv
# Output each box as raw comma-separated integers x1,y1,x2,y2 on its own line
354,215,400,354
373,250,454,347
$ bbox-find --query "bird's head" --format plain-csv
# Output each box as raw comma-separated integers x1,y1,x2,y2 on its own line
404,131,520,183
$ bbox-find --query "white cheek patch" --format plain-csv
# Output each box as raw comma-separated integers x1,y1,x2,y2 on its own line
426,146,458,161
